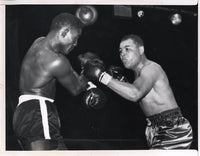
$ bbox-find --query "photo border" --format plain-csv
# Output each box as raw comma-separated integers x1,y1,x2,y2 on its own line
0,0,198,155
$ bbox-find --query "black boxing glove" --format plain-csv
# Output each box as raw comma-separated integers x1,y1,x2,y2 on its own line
78,52,112,85
107,65,128,82
83,81,107,109
82,60,112,85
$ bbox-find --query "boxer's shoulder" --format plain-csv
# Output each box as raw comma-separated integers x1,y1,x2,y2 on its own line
141,61,162,76
45,53,72,77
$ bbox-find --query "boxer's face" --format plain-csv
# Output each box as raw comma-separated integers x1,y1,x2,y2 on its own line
119,39,142,69
60,27,82,54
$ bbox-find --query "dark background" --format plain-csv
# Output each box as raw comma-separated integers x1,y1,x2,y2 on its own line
6,5,198,150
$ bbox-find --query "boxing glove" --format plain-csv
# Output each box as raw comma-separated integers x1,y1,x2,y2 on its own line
83,81,107,109
82,60,112,85
107,65,128,82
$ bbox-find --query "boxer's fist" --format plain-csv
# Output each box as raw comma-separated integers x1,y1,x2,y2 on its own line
83,60,113,85
83,81,107,109
83,59,105,81
107,65,128,82
79,52,112,85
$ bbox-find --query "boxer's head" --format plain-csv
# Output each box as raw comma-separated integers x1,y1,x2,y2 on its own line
119,34,145,69
50,13,84,54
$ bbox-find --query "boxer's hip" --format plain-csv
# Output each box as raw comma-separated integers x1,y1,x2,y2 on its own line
17,94,54,107
12,95,61,146
145,107,193,149
146,107,182,127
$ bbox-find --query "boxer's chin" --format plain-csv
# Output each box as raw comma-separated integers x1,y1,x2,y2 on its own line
123,62,130,69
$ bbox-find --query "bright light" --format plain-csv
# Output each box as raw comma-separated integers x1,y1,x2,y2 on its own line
170,13,182,25
137,10,144,18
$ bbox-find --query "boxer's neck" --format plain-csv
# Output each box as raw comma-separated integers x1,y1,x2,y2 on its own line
134,55,147,77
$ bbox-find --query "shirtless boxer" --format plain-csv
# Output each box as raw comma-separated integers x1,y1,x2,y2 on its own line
12,13,90,150
82,34,193,149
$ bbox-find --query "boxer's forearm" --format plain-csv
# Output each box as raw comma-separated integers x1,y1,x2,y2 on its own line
107,78,140,102
69,70,88,95
76,75,89,94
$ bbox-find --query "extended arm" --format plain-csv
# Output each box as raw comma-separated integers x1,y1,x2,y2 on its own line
107,66,157,102
107,76,151,102
83,60,157,102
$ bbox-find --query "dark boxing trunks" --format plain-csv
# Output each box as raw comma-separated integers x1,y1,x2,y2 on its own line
12,95,65,149
145,107,193,149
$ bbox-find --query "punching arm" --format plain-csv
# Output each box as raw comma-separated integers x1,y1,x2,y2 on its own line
107,66,157,102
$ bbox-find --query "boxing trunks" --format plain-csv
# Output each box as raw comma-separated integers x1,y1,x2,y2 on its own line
12,95,66,150
145,107,193,149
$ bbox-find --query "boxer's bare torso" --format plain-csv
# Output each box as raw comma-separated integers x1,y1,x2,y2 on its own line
108,60,178,117
20,37,86,99
137,61,178,116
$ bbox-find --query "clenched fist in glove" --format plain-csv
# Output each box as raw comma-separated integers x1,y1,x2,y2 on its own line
83,81,107,109
82,60,112,85
78,52,112,85
107,65,128,82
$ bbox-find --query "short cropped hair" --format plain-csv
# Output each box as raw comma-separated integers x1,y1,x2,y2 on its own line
50,13,84,31
121,34,144,47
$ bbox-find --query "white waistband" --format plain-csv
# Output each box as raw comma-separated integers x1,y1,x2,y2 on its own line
18,94,54,107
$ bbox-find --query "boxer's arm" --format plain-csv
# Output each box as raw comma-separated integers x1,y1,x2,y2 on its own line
107,66,157,102
49,56,87,95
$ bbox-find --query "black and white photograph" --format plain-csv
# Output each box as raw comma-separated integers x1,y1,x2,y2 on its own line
5,4,197,152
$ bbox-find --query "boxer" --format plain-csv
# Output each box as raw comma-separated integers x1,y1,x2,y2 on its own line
13,13,89,150
82,34,193,149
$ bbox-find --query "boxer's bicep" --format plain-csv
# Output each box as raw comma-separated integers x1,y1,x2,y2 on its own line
107,65,158,102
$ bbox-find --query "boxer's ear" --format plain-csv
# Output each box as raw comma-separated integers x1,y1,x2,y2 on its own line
59,26,70,38
139,46,144,55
